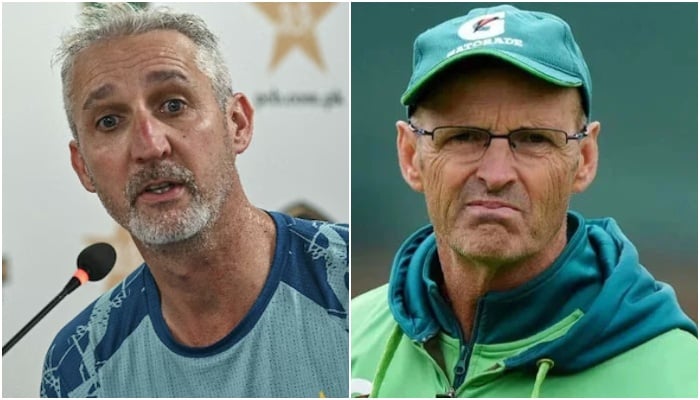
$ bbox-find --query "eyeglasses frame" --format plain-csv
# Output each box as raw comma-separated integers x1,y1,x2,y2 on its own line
408,122,589,151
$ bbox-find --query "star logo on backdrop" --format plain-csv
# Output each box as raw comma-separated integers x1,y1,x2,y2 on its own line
86,225,143,291
253,3,335,72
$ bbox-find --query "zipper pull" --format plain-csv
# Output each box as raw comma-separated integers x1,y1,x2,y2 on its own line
436,387,456,398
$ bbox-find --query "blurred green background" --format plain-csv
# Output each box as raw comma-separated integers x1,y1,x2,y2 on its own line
351,3,698,321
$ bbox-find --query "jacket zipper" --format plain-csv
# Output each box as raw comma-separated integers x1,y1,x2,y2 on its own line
416,298,484,398
452,298,485,393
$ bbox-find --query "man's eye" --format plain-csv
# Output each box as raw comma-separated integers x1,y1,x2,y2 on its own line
524,133,548,143
161,99,186,114
96,115,120,131
519,132,555,144
452,130,485,142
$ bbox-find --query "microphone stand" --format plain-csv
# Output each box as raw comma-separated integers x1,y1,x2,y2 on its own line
2,277,81,356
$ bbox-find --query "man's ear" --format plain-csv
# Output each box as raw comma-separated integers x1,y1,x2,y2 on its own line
572,121,600,193
396,121,424,193
69,140,96,193
227,93,255,154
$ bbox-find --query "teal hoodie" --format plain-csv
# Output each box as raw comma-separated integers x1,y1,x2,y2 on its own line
351,211,697,397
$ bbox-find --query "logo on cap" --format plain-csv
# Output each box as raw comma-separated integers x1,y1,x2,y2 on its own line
458,12,505,40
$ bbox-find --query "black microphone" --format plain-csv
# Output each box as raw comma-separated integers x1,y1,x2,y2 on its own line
2,242,116,356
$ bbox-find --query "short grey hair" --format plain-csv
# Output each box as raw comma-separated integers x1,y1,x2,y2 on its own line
53,3,233,139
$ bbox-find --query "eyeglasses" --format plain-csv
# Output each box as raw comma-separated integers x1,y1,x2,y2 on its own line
409,122,588,161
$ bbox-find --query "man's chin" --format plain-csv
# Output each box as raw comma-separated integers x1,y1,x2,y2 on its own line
449,229,522,264
450,219,517,242
130,227,197,246
128,211,210,247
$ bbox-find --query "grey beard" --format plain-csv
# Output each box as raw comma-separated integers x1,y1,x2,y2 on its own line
90,160,229,247
126,166,228,246
127,195,215,245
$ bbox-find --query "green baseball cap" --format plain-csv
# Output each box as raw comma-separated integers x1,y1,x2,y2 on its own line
401,4,592,117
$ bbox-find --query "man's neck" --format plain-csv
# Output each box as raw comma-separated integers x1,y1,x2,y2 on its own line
135,200,276,347
437,225,568,341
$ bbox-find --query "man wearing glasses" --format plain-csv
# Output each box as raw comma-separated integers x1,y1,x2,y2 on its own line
350,5,697,397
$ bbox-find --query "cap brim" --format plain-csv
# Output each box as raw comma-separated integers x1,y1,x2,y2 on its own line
401,48,584,106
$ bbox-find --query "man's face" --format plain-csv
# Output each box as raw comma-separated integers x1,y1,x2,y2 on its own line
69,30,248,246
399,67,598,266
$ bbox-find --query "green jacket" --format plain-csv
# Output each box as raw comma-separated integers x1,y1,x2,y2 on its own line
351,212,697,397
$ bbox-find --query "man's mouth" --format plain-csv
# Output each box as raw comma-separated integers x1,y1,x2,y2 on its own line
126,162,198,205
468,200,519,211
131,180,187,206
144,181,177,195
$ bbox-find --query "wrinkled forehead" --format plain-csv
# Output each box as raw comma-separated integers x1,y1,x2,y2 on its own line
69,30,200,96
413,59,584,125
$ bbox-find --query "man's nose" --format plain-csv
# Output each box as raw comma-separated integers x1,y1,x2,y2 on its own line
129,110,172,162
474,138,518,192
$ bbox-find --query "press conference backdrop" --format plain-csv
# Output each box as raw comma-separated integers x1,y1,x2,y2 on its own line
351,2,698,321
2,3,348,397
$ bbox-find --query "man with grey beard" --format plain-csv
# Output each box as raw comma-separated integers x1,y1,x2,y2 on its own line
40,4,348,398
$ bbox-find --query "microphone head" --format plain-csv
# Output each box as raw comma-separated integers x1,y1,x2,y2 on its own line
76,242,117,281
